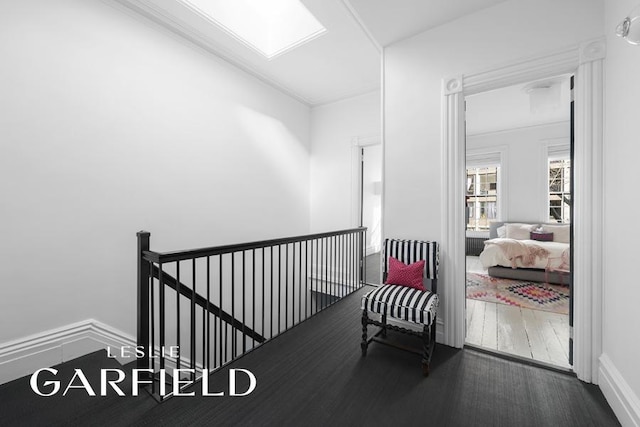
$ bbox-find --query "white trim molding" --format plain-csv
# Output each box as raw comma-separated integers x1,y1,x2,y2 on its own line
0,320,135,385
441,38,605,384
573,38,605,383
440,76,466,348
599,354,640,427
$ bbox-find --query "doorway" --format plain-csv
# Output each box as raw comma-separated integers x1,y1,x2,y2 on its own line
356,141,382,284
463,76,573,369
441,41,604,382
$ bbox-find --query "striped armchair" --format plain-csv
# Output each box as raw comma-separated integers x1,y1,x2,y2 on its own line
361,238,439,375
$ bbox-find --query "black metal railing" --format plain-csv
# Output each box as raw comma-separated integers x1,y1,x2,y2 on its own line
137,227,366,399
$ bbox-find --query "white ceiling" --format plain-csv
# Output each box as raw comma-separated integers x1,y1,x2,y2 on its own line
466,76,571,135
346,0,508,47
117,0,509,106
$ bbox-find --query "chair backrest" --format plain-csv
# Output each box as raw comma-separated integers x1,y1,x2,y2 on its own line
383,238,439,293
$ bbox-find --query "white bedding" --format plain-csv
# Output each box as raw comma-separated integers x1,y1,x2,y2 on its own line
479,238,570,271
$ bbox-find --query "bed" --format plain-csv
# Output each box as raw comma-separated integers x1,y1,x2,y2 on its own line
479,221,571,285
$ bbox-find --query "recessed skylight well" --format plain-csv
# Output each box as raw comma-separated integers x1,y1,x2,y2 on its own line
180,0,326,59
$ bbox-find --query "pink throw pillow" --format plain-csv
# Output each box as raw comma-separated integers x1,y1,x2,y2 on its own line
385,257,425,291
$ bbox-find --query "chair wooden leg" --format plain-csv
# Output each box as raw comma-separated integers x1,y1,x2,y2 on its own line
361,310,369,356
421,324,431,376
421,362,430,376
381,314,387,338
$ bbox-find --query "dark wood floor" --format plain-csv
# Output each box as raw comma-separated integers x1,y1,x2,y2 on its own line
1,286,619,426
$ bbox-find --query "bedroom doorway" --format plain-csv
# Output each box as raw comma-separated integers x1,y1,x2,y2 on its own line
463,75,573,369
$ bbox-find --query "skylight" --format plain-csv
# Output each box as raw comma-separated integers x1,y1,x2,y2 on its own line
180,0,326,59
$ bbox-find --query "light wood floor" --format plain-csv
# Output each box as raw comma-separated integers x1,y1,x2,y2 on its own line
465,256,571,369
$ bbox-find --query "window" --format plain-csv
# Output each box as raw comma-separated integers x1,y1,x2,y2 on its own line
466,166,499,231
180,0,326,59
548,158,571,223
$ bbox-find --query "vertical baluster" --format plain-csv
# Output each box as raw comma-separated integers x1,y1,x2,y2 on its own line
252,249,256,349
298,241,302,324
262,248,265,342
285,243,289,330
231,253,236,359
206,256,210,371
219,255,223,366
270,246,274,339
333,235,337,303
159,262,165,386
340,235,344,297
324,237,328,310
292,243,295,327
319,238,323,310
360,230,364,286
344,234,347,295
356,231,359,286
191,259,196,380
149,261,155,395
328,237,332,308
278,245,282,335
328,236,332,306
136,231,151,386
364,230,367,286
176,261,181,373
352,232,356,287
304,240,313,319
328,237,331,307
242,251,246,354
348,233,352,288
351,233,354,289
315,238,319,314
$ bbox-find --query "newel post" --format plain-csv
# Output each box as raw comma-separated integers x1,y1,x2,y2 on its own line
137,231,151,373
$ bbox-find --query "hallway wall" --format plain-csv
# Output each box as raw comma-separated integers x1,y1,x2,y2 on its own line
602,0,640,423
0,0,312,345
310,91,381,232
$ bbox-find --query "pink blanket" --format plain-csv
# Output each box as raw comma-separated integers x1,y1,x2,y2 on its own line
488,239,550,269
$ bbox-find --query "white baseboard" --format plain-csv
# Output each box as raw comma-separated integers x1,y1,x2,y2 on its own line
599,353,640,427
0,319,135,385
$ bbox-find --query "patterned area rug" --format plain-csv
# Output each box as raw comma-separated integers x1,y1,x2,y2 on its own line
466,272,569,315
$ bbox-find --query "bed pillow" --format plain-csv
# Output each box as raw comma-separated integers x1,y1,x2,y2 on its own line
542,224,570,243
530,231,554,242
505,223,536,240
385,257,425,291
497,225,506,238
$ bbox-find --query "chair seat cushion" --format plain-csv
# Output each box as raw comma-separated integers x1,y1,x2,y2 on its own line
362,284,439,326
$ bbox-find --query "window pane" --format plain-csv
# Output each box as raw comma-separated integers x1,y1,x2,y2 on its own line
466,165,500,230
548,158,571,223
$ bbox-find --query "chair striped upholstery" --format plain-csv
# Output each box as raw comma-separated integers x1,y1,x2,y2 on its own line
383,238,439,284
361,284,438,325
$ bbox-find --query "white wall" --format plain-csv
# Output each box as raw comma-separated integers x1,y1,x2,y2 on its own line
602,0,640,422
0,0,311,345
362,144,382,253
467,122,570,222
383,0,603,241
309,91,381,232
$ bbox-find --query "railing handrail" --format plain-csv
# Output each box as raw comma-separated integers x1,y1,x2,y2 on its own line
137,227,367,399
142,227,367,263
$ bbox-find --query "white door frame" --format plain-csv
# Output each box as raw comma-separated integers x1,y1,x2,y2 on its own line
440,38,605,383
